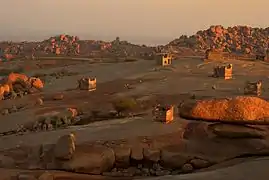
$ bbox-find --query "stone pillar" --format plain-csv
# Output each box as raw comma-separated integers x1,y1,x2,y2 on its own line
78,77,97,91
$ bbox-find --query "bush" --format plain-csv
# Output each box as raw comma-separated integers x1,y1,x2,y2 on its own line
112,97,137,116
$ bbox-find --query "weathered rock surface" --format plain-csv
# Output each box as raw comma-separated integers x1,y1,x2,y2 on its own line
143,148,161,163
181,163,193,173
17,173,37,180
38,172,54,180
208,123,266,138
189,158,211,169
54,133,76,160
167,25,269,54
113,146,131,168
145,157,269,180
180,96,269,124
0,155,15,168
60,146,115,175
130,145,144,161
160,148,189,169
3,120,269,178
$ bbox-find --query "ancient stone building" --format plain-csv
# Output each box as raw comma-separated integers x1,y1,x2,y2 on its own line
156,53,172,66
244,81,262,96
213,64,233,80
152,104,174,123
78,77,96,91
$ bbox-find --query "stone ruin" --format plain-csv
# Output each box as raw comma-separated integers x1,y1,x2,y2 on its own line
78,77,97,91
213,64,232,80
156,53,172,66
244,80,262,96
152,104,174,124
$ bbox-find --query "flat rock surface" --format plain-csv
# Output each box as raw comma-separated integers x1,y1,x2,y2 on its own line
0,117,185,150
144,157,269,180
2,57,269,179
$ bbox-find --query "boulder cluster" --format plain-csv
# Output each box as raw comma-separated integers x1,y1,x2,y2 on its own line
13,133,211,177
0,35,156,59
35,34,80,56
168,25,269,54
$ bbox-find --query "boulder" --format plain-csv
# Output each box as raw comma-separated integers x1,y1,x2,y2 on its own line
143,148,161,163
131,145,144,161
60,146,115,175
113,146,131,168
54,133,76,160
190,158,211,169
160,148,189,169
36,98,44,106
181,163,194,173
180,96,269,124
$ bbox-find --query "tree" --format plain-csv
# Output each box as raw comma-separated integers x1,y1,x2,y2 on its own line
112,97,137,117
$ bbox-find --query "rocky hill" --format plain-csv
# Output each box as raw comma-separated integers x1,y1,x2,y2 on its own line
0,35,156,60
167,25,269,55
1,26,269,60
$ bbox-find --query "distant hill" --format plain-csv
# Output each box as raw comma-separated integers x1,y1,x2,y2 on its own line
167,25,269,54
1,25,269,57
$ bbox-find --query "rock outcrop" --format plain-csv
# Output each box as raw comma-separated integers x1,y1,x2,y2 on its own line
179,96,269,124
167,25,269,54
54,133,76,160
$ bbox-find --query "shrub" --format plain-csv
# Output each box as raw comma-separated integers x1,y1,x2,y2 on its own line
112,97,137,116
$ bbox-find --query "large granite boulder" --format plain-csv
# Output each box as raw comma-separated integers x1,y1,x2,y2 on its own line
179,96,269,124
60,145,115,175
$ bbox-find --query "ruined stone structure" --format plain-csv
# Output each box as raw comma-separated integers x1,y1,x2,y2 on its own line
153,104,174,123
78,77,96,91
244,81,262,96
156,53,172,66
213,64,233,80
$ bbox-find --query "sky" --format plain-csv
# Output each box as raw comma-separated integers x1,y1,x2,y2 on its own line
0,0,268,45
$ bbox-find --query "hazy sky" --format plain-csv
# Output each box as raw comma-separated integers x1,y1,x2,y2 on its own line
0,0,268,44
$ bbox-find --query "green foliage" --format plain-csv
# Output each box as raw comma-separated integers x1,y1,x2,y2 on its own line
112,97,137,115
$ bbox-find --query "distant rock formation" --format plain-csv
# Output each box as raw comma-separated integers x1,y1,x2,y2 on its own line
167,25,269,54
1,26,269,57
